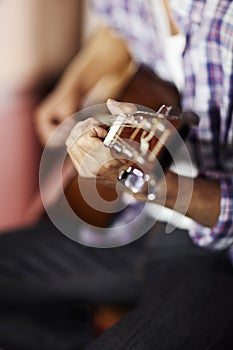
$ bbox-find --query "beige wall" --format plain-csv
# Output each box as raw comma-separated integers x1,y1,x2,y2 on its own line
0,0,83,90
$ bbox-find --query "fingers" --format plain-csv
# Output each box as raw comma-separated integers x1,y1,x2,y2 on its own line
66,117,112,178
66,118,106,149
65,99,138,181
107,98,137,115
34,88,82,147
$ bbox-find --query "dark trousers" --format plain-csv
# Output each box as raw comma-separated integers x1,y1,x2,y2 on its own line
0,220,232,350
87,227,233,350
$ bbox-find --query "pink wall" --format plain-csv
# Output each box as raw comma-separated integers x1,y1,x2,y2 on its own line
0,91,42,231
0,1,82,232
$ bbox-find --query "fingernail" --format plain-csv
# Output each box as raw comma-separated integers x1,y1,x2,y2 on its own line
107,98,120,106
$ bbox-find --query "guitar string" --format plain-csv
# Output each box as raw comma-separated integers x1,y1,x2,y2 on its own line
110,124,161,162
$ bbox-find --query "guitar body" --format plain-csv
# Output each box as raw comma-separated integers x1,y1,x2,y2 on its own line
117,64,180,111
65,177,118,227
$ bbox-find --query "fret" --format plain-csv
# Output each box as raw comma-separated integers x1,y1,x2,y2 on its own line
103,106,198,199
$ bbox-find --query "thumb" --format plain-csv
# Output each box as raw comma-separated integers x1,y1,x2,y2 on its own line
106,98,137,115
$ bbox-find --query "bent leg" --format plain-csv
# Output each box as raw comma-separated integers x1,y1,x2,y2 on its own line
0,219,147,305
86,227,233,350
0,218,148,349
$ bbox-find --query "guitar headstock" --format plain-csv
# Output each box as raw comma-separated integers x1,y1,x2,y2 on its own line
103,105,198,199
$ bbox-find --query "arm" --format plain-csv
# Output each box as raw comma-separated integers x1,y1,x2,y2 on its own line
34,25,132,145
159,172,221,228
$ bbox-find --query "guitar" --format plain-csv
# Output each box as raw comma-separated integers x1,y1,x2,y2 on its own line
65,65,195,227
117,64,180,111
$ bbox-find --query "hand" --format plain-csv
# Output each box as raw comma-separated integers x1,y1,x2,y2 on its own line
34,83,82,147
66,99,137,184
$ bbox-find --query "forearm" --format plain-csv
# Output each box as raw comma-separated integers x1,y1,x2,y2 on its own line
162,172,221,228
55,26,132,99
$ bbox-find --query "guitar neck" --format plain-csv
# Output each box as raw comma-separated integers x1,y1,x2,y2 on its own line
103,106,198,198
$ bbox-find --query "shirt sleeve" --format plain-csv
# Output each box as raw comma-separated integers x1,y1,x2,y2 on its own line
90,0,126,34
189,176,233,251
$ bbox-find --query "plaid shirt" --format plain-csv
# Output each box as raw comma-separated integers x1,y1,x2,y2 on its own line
91,0,233,259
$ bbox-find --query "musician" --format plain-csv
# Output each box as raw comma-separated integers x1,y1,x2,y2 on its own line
65,0,233,348
36,0,233,254
64,0,233,263
0,1,232,349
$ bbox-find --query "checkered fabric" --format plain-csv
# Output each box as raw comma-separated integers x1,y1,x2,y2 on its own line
91,0,233,260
